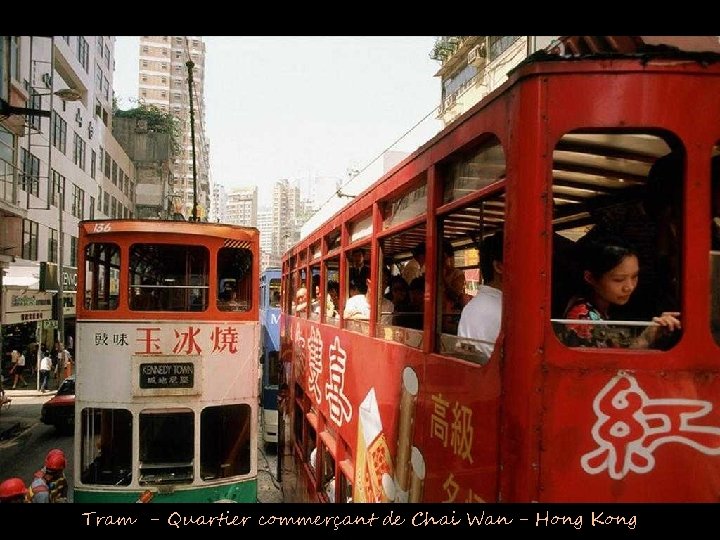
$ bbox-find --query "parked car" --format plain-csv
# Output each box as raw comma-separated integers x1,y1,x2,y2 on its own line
41,376,74,432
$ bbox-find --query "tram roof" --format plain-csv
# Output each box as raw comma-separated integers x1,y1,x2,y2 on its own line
79,219,260,241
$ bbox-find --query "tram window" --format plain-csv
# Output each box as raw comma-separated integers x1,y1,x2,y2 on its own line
324,257,340,325
139,409,194,485
343,245,370,335
293,400,303,449
320,441,336,502
292,268,308,317
382,177,427,229
337,463,353,503
84,242,120,310
201,404,252,479
325,228,341,253
217,246,253,312
376,225,426,349
309,265,321,321
437,192,505,364
80,407,132,486
550,131,683,350
711,144,720,344
306,420,317,473
130,244,209,311
442,136,505,204
269,278,281,307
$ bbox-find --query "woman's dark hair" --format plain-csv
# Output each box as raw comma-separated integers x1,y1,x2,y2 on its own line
578,233,639,280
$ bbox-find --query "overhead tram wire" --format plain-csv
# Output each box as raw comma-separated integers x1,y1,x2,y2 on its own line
314,103,441,215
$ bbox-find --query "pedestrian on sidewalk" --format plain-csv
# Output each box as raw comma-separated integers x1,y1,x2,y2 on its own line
10,350,27,389
39,350,52,392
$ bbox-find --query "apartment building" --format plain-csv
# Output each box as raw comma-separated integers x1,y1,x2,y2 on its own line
138,36,210,220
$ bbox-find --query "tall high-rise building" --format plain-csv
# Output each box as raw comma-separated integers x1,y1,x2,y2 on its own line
226,186,257,227
271,179,301,258
209,182,227,223
138,36,210,219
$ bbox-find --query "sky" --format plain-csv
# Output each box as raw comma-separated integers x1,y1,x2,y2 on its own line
113,36,443,208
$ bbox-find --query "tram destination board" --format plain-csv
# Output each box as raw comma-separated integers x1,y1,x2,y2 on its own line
139,362,194,389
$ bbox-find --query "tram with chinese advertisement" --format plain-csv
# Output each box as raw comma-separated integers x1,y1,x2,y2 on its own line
73,220,260,502
259,267,282,445
279,41,720,502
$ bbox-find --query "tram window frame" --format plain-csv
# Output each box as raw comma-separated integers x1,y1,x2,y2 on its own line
79,407,132,486
200,403,252,480
129,243,209,312
305,411,318,478
311,240,322,261
323,256,340,325
382,176,428,230
269,277,281,307
139,408,194,486
309,264,321,321
338,459,354,503
435,190,506,364
710,144,720,345
342,243,371,335
217,246,253,312
549,130,683,352
325,228,341,254
83,242,120,311
318,440,336,502
442,135,505,204
376,224,427,349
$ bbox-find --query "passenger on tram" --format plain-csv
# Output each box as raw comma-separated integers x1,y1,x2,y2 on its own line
563,234,681,348
458,231,504,358
343,279,370,320
349,249,370,290
393,276,424,330
294,287,308,314
582,149,683,319
387,276,409,307
325,281,339,319
401,242,425,284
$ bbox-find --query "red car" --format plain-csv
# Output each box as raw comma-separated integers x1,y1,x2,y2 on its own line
40,376,75,433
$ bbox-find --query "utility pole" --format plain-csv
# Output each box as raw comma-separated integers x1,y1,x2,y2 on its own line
186,60,199,222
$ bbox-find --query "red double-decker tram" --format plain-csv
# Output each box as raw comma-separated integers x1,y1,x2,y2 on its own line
279,45,720,502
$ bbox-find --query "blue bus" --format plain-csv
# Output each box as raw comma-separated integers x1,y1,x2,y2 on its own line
259,268,281,445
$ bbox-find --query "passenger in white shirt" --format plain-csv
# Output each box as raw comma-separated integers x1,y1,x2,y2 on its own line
343,279,370,320
458,231,504,359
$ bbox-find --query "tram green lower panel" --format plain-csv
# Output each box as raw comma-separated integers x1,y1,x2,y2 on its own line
74,479,257,503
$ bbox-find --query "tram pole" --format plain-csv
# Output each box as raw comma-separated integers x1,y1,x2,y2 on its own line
186,60,199,222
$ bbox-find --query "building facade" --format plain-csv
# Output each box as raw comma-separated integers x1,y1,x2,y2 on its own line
226,186,257,227
1,35,135,369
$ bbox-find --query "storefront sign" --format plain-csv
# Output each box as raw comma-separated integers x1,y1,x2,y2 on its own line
39,262,78,293
1,289,53,325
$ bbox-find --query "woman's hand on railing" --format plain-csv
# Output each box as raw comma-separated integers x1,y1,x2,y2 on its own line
637,311,681,347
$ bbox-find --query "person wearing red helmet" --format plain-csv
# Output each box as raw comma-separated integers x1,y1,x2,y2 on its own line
0,477,28,503
30,449,68,503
